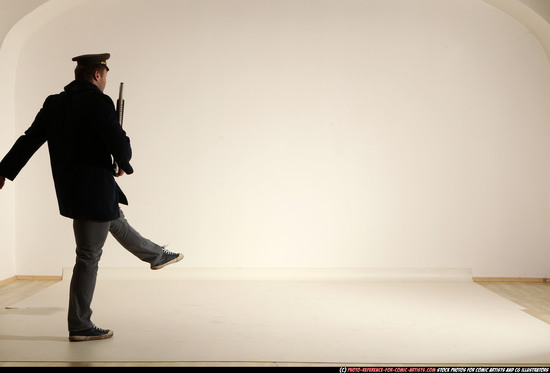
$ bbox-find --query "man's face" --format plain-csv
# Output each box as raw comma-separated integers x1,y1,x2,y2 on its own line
92,68,107,92
97,69,107,92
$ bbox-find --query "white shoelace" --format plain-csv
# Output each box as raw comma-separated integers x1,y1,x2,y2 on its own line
161,245,176,255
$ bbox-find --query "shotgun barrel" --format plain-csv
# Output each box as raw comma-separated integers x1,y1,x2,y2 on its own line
117,82,124,126
113,82,125,175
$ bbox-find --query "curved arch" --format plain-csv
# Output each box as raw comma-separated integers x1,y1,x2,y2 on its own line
0,0,48,48
2,0,550,279
0,0,83,138
483,0,550,64
2,0,550,136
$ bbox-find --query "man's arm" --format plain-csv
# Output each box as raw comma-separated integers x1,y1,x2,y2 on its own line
0,175,5,189
0,134,46,181
0,96,51,182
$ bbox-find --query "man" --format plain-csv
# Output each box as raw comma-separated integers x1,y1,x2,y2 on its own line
0,53,183,342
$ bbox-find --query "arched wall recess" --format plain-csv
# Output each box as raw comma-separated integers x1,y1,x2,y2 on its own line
1,0,550,279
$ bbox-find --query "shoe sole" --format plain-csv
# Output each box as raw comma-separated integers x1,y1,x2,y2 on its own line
151,253,184,270
69,330,114,342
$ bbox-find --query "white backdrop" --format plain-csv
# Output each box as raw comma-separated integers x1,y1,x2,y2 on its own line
2,0,550,277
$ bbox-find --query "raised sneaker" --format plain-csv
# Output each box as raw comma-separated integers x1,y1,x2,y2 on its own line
151,247,184,270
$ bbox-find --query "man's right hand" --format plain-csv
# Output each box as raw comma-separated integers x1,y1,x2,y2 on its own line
0,175,5,189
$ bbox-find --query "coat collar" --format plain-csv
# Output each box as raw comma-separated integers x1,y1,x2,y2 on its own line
64,80,102,94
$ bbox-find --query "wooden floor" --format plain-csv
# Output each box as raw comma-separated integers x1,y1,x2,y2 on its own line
0,279,60,309
476,280,550,325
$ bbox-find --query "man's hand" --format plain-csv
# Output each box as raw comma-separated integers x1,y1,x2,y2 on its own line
115,169,125,178
0,175,5,189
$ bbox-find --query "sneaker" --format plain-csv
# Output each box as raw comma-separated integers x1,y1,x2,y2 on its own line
69,325,113,342
151,247,184,270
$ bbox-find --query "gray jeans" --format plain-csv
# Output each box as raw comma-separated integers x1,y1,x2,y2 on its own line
68,208,164,332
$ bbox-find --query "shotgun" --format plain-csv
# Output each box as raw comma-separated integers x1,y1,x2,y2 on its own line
113,82,124,175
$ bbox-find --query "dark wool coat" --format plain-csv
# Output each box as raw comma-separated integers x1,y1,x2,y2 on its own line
0,80,134,221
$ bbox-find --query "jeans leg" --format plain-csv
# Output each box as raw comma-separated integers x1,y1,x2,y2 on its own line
68,219,110,332
109,209,164,265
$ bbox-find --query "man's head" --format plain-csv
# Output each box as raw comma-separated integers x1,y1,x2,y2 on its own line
72,53,110,92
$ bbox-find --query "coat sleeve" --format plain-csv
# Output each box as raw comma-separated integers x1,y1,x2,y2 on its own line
0,98,51,180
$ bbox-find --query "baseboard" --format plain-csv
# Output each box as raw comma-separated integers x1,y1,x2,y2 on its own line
3,272,549,284
0,276,16,287
0,275,63,286
473,277,550,283
15,275,63,281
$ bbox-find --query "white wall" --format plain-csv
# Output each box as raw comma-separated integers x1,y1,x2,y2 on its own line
3,0,550,278
0,0,50,280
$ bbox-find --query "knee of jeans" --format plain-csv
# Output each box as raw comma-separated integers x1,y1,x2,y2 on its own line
109,218,129,238
109,222,122,235
75,247,103,262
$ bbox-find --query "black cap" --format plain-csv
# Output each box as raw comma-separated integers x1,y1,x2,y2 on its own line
72,53,110,71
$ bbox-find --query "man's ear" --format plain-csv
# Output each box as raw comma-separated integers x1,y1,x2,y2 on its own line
93,70,101,81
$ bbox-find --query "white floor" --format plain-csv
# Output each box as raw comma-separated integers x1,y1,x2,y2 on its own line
1,268,550,365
